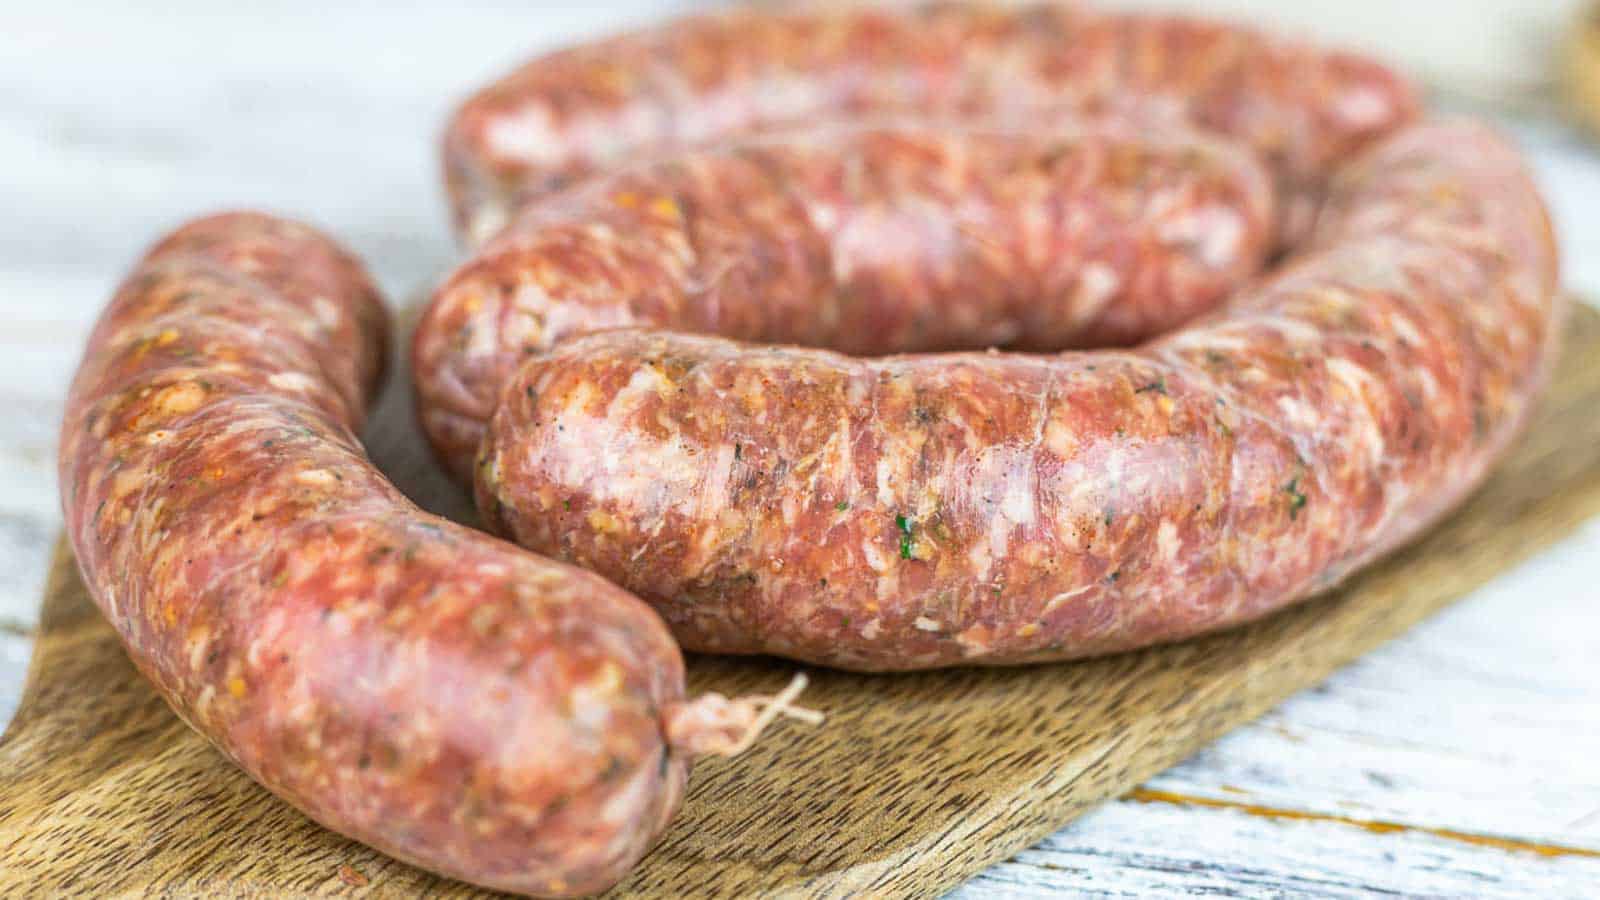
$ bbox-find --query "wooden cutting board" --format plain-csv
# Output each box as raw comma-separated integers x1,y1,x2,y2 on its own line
3,305,1600,899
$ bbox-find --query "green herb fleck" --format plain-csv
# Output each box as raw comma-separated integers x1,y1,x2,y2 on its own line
1106,569,1121,584
896,514,915,560
1103,508,1115,526
563,499,572,511
1285,477,1308,519
835,500,850,511
734,442,743,460
1135,377,1168,396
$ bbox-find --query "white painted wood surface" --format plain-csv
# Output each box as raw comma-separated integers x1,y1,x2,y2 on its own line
1106,0,1585,104
3,3,1599,896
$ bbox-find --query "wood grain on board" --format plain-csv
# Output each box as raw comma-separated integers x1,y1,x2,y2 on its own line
2,305,1599,899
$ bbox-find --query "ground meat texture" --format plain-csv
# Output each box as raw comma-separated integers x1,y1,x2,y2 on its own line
416,118,1277,481
474,121,1562,671
58,213,787,895
442,3,1417,245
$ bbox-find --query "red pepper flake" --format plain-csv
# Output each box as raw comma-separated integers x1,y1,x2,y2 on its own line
338,864,369,887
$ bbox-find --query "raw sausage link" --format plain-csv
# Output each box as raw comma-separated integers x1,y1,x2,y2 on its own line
443,2,1417,245
58,213,787,895
417,118,1278,481
474,121,1562,671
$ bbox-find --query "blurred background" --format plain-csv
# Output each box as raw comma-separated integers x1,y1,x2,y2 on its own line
1114,0,1583,102
3,2,1599,894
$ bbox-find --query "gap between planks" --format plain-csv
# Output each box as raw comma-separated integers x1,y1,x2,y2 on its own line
1123,788,1600,861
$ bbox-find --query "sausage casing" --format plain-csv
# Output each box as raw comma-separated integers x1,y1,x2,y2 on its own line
443,3,1417,246
58,213,782,895
418,118,1277,481
474,121,1561,670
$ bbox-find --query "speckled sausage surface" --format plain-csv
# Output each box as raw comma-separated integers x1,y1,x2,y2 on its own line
475,121,1562,671
422,2,1418,482
443,2,1417,245
58,213,786,895
417,118,1277,481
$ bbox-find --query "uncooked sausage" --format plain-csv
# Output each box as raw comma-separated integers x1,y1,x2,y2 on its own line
473,121,1562,670
423,3,1419,481
421,5,1556,671
442,3,1418,246
58,213,802,895
417,117,1278,481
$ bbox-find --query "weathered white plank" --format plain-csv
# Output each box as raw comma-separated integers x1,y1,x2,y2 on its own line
958,796,1600,899
0,1,704,306
1145,517,1600,851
